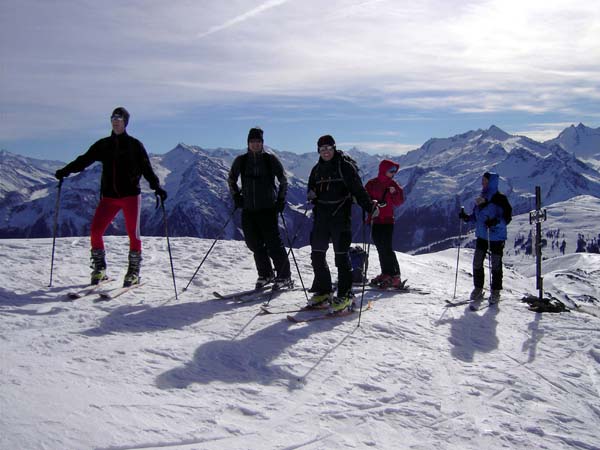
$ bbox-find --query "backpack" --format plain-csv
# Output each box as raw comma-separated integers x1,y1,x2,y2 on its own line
349,246,367,283
336,150,360,184
491,192,512,224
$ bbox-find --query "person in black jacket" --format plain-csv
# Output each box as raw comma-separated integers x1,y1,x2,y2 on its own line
55,107,167,287
307,135,378,313
228,127,291,290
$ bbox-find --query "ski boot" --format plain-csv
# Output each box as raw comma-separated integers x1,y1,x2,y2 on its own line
123,250,142,287
379,275,405,289
330,292,355,313
369,273,387,287
470,287,484,301
307,292,332,308
489,290,501,305
272,277,294,291
255,274,274,290
90,249,108,285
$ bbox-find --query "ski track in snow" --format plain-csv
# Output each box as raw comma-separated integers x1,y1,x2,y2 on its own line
1,236,599,450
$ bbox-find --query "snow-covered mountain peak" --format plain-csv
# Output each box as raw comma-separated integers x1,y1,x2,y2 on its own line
481,124,512,141
546,123,600,158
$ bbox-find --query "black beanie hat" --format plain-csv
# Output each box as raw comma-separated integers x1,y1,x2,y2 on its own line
247,127,264,142
112,107,130,127
317,135,335,151
483,172,491,180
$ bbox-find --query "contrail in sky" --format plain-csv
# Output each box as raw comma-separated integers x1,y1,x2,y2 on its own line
197,0,292,39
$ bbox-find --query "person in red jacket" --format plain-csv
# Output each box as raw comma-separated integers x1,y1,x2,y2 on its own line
365,159,405,288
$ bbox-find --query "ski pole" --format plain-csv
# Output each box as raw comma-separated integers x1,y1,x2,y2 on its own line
284,203,311,257
183,208,236,292
453,206,464,299
158,197,178,300
277,212,309,305
487,226,493,295
358,221,372,328
48,179,63,287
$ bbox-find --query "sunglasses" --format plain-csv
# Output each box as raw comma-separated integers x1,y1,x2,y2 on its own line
318,145,335,153
110,115,124,122
387,167,398,174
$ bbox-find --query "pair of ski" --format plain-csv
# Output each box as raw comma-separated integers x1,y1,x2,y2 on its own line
212,284,296,303
261,301,373,323
360,278,429,295
445,299,498,311
65,280,145,302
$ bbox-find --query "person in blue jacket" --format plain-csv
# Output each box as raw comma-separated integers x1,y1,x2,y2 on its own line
459,172,511,305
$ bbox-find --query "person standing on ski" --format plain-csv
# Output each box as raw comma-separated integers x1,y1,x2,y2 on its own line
54,107,167,287
459,172,511,305
365,159,405,289
307,135,378,313
228,127,292,290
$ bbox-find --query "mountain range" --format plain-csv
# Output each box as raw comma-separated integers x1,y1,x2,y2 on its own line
1,123,599,252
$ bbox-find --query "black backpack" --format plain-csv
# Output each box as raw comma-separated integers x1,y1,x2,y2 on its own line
491,192,512,224
349,246,367,283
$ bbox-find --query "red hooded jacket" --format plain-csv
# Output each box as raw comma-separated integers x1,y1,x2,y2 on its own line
365,160,404,224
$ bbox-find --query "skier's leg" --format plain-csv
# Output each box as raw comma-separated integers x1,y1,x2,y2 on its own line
90,197,122,250
121,195,142,252
242,210,273,278
310,222,332,293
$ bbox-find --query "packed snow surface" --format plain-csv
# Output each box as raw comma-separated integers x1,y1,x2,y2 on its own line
1,236,599,450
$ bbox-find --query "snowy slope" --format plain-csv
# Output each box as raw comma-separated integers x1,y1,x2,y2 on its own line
1,236,599,450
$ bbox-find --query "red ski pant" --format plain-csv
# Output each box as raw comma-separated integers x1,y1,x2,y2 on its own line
90,195,142,252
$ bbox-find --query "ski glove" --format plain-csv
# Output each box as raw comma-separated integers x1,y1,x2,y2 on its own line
275,198,286,213
485,217,499,228
458,210,470,222
234,193,244,209
307,190,317,204
55,168,69,180
155,187,167,202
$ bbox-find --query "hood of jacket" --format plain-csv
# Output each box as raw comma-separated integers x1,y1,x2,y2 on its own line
483,172,499,200
377,159,400,181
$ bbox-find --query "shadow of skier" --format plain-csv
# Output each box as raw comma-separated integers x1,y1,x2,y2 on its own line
0,285,86,309
438,305,500,363
155,313,357,390
80,295,270,336
522,310,543,363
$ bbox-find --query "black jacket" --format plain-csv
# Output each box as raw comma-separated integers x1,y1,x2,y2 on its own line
228,150,288,211
61,132,160,198
308,150,373,220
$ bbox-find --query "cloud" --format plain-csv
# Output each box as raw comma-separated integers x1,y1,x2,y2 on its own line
342,140,419,155
1,0,599,142
511,122,587,143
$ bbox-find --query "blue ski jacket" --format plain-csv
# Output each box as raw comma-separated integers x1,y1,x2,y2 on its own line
467,172,508,241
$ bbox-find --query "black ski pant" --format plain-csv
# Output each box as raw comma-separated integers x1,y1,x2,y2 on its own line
372,223,400,277
309,216,352,297
473,237,504,290
242,208,291,279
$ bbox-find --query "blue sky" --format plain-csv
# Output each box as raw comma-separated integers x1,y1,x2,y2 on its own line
1,0,599,162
